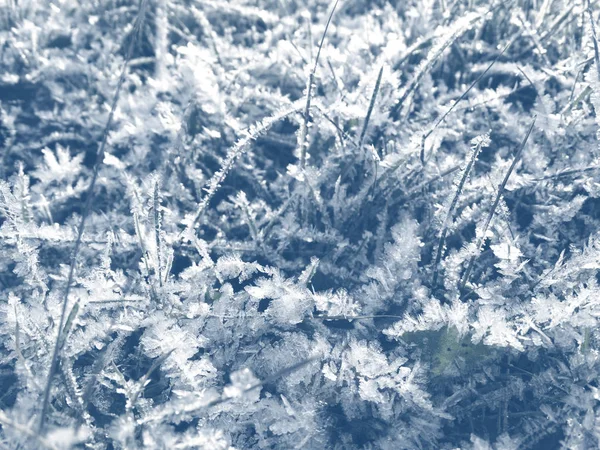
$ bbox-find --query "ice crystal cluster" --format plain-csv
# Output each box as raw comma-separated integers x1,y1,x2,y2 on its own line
2,0,600,448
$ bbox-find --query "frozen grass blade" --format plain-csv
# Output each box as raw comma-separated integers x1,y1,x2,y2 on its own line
298,0,339,168
405,165,461,197
314,314,404,321
182,101,304,239
358,66,384,149
516,4,576,59
539,4,575,42
0,410,59,450
59,358,91,428
57,300,80,352
587,0,600,80
133,210,158,302
136,357,320,426
392,9,488,120
153,180,163,288
128,349,175,411
459,117,536,291
38,0,148,433
205,357,318,409
420,34,518,163
14,307,42,392
432,135,490,288
75,333,131,435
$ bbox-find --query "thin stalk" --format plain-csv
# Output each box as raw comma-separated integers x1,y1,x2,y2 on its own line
587,0,600,80
38,0,148,433
358,66,384,149
153,180,162,288
182,100,304,238
459,117,536,291
563,79,590,116
204,357,318,409
405,165,461,197
515,4,576,59
432,137,488,288
420,34,518,163
128,349,174,411
314,314,404,321
535,165,600,181
79,335,120,417
539,4,575,42
299,0,339,168
392,9,488,120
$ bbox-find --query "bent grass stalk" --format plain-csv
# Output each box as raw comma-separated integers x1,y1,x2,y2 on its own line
392,10,487,121
420,33,519,163
182,100,304,239
459,117,536,291
360,66,385,200
38,0,148,433
588,0,600,80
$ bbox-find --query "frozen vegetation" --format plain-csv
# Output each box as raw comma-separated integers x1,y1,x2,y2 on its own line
2,0,600,448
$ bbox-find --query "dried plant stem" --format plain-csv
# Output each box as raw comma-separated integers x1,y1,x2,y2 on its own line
38,0,148,433
459,117,536,291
